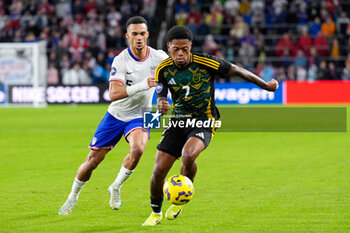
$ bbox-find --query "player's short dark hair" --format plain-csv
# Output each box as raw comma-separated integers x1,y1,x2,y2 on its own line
126,16,148,30
166,26,193,43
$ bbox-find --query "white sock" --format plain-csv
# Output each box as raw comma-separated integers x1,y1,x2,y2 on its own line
68,178,86,200
111,165,133,190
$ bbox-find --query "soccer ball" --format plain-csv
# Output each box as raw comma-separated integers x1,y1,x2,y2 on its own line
163,175,194,205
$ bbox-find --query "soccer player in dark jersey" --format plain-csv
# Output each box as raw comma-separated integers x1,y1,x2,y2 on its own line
142,26,278,226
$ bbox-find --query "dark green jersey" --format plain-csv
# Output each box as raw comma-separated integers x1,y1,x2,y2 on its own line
155,53,231,120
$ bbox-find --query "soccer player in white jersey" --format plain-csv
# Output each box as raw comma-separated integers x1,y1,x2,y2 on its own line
59,16,168,215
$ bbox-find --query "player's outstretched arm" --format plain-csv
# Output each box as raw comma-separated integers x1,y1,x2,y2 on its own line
109,77,156,101
157,97,170,115
229,64,279,92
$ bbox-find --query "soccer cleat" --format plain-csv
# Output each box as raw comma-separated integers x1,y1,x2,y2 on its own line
108,185,121,210
59,197,78,215
165,204,184,220
142,212,162,226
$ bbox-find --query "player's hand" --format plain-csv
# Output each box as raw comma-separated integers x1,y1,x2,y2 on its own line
147,77,156,88
265,79,279,92
157,100,170,115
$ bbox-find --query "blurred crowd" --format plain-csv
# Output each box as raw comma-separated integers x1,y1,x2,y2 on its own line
0,0,157,85
175,0,350,82
1,0,350,85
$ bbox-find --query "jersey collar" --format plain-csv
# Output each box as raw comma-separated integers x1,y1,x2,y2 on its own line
128,46,150,62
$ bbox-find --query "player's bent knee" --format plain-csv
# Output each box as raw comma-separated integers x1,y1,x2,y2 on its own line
129,146,144,157
182,154,197,165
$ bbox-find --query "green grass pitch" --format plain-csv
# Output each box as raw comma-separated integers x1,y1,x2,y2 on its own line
0,105,349,233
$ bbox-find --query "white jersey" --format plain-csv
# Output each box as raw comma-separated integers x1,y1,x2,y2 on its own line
108,46,168,121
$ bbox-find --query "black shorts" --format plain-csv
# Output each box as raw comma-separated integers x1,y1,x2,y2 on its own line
157,119,214,158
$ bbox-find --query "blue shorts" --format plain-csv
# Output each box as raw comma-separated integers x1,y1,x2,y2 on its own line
89,112,150,150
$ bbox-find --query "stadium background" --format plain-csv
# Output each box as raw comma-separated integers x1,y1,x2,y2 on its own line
1,1,350,233
1,0,350,87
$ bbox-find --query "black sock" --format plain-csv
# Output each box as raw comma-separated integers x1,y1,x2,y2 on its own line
150,197,163,213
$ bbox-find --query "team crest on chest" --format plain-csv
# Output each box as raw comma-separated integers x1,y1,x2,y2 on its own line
192,73,201,83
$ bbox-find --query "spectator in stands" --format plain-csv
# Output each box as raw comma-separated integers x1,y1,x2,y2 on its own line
285,1,297,26
0,9,6,32
260,63,275,81
84,0,98,15
308,64,318,81
34,8,49,31
56,0,71,20
345,54,350,67
297,3,308,33
309,17,322,39
345,39,350,57
274,67,287,81
107,6,122,27
229,15,248,40
187,2,201,24
9,0,23,21
328,62,338,80
328,61,341,80
37,0,55,16
287,64,295,80
186,16,198,34
91,62,108,84
175,0,190,14
265,2,277,33
205,1,224,35
296,65,307,81
342,62,350,80
63,62,84,85
280,48,292,69
314,31,329,57
294,50,307,69
276,5,288,34
238,40,255,72
72,0,85,16
47,63,59,85
175,8,189,26
12,29,22,42
321,15,336,37
297,28,313,57
308,47,321,68
254,62,264,76
308,0,320,21
251,3,265,27
24,31,38,42
252,27,264,53
316,60,329,80
60,54,71,77
319,1,330,21
21,9,34,30
197,14,211,36
24,0,38,16
251,0,264,13
144,0,157,19
346,23,350,39
330,37,340,63
275,32,294,57
336,11,350,35
239,0,250,15
224,0,239,24
241,30,254,46
203,34,218,55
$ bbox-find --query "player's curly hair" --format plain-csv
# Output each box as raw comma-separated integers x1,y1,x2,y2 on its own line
166,26,193,43
126,16,148,29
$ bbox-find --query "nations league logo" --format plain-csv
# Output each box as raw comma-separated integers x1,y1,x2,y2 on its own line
143,110,161,129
